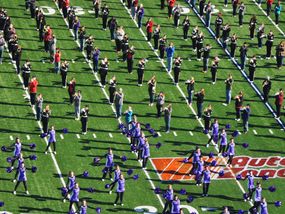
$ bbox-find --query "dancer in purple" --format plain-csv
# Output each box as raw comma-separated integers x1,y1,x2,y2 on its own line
45,125,56,154
102,148,114,181
79,200,87,214
245,171,255,202
137,133,146,162
142,139,150,169
11,137,22,169
171,195,181,214
188,146,201,175
13,153,27,183
63,171,76,202
13,163,29,195
249,182,262,213
218,128,227,156
114,174,125,206
69,183,80,212
195,159,204,186
201,166,211,197
109,165,121,194
260,198,268,214
226,138,235,167
162,184,173,214
206,119,219,148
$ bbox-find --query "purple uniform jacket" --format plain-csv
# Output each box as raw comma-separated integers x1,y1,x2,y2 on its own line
197,160,204,174
137,137,145,150
80,205,87,214
255,187,262,202
17,157,25,168
117,178,125,192
68,176,76,190
227,143,235,156
212,123,219,136
142,144,150,158
220,132,227,146
193,152,200,163
70,187,80,202
14,143,22,157
260,202,268,214
105,153,114,167
247,175,254,189
202,170,211,183
171,199,181,214
164,189,174,201
18,166,27,182
114,169,121,181
48,130,56,143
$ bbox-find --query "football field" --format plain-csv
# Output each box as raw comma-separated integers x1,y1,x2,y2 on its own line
0,0,285,213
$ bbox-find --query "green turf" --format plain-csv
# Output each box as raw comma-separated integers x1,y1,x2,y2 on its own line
0,0,285,213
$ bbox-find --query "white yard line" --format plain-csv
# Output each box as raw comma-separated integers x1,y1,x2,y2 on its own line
169,161,185,180
158,158,176,175
4,43,70,207
121,1,254,206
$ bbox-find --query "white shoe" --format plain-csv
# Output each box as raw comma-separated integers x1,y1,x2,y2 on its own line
13,191,16,195
63,199,66,203
11,166,14,170
206,144,209,148
121,203,124,206
13,179,16,183
215,144,218,149
222,103,228,106
54,151,57,155
101,179,105,181
114,204,117,206
110,178,114,181
109,191,112,194
26,191,29,195
45,151,47,155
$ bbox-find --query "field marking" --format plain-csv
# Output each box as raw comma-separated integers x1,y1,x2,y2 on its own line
189,131,193,136
173,131,177,136
76,134,80,139
4,42,70,208
9,135,13,141
52,1,165,208
269,129,273,134
252,0,285,37
93,133,97,138
109,133,113,138
149,159,163,181
157,132,161,137
60,134,64,139
158,158,176,175
169,161,186,180
121,0,255,206
26,135,30,140
253,129,257,135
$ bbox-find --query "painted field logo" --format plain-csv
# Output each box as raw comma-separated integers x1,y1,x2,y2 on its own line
150,156,285,181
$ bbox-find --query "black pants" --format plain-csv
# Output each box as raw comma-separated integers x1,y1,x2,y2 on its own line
86,49,92,60
30,5,36,18
203,183,210,195
197,43,203,59
30,93,36,105
143,157,149,168
153,36,159,49
137,69,144,85
69,92,74,104
23,73,30,88
215,25,221,38
62,7,68,19
81,117,88,133
42,118,49,134
11,156,18,167
266,43,272,57
45,141,56,152
183,28,189,40
239,14,244,26
250,28,255,39
277,56,282,68
109,180,118,190
174,67,180,84
236,108,241,119
219,145,226,154
16,59,21,74
276,104,281,117
275,13,279,25
248,188,254,200
147,32,152,41
25,0,29,9
211,71,217,83
204,118,210,131
102,166,113,179
61,73,67,87
138,149,143,160
227,155,234,165
174,17,179,27
190,162,198,174
114,192,124,204
161,0,165,9
249,201,261,214
14,181,28,191
159,46,165,59
266,3,272,16
102,16,108,29
162,200,172,214
69,201,80,212
127,59,133,73
100,72,107,86
263,89,269,102
95,8,99,18
156,104,163,117
232,5,237,16
192,38,197,50
168,6,173,17
109,87,116,103
249,70,255,81
230,44,236,57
